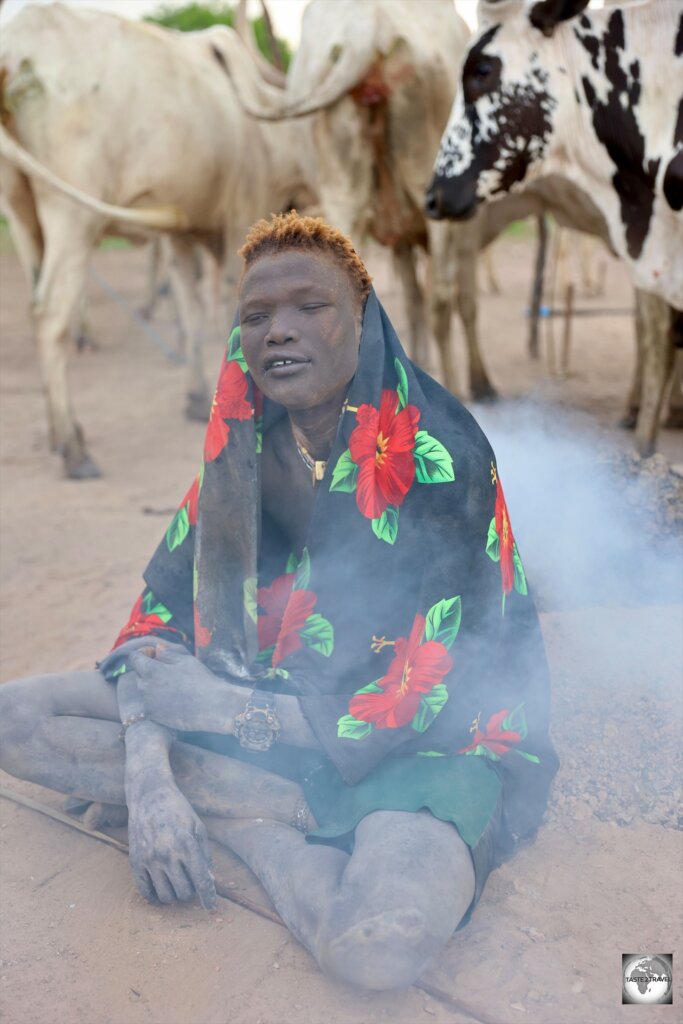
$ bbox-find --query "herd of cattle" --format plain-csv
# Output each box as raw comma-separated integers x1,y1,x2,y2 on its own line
0,0,681,477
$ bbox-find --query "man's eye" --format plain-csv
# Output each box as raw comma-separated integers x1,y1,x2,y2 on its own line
301,303,328,311
244,313,267,324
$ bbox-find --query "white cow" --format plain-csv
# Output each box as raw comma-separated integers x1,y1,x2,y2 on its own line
0,4,307,477
221,0,632,410
426,0,683,454
224,0,507,400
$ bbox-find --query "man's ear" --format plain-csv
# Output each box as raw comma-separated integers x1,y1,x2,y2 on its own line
528,0,590,37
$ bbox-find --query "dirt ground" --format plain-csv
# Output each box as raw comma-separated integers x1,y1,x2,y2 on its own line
1,232,681,1024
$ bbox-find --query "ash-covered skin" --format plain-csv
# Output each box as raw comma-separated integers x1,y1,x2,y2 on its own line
574,9,660,258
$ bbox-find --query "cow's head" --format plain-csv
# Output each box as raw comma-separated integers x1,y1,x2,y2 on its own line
426,0,590,219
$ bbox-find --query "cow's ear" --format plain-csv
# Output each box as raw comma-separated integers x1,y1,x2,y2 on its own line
528,0,590,37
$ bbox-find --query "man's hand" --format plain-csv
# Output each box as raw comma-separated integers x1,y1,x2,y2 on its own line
129,642,232,733
127,774,217,910
98,635,171,680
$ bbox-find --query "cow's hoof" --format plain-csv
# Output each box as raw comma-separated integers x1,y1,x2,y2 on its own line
186,392,211,422
65,454,102,479
635,440,656,459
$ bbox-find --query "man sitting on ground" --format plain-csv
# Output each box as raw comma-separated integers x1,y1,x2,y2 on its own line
0,213,558,991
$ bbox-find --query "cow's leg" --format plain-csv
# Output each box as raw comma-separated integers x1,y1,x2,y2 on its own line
455,245,497,401
664,349,683,429
165,237,211,421
392,242,431,370
32,203,99,478
480,246,501,295
621,291,644,430
0,166,43,292
634,290,675,457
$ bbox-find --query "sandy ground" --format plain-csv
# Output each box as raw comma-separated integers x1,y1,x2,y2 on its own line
1,233,682,1024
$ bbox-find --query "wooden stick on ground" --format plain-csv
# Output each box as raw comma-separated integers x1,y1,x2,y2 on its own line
0,784,502,1024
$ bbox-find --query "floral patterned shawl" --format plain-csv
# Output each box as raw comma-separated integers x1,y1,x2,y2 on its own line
113,291,558,852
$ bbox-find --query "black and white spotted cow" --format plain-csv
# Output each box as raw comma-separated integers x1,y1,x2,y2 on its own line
426,0,682,310
425,0,682,455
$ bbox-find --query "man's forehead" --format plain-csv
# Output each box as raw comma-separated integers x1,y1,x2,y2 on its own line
240,249,355,299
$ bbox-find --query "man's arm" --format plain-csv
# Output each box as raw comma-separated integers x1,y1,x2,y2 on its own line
117,672,217,909
128,643,321,749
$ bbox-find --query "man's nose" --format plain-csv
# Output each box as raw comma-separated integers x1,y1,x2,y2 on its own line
265,316,298,345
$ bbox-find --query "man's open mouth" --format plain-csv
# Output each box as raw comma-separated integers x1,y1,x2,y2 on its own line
264,356,310,372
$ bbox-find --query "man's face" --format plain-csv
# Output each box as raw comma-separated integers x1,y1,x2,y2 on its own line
239,250,363,412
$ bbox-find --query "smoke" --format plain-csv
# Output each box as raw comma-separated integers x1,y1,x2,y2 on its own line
472,399,683,610
472,398,683,830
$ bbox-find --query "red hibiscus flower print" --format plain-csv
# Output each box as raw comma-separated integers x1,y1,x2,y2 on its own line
459,709,521,756
349,614,452,729
348,389,420,519
194,609,213,649
257,572,295,650
204,360,252,462
182,475,200,526
113,591,173,648
257,573,317,667
494,477,515,594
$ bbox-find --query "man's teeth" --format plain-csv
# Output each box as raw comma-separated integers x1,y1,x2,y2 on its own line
271,359,296,367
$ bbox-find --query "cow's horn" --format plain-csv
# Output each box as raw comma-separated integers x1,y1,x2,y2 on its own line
209,18,375,121
234,0,287,89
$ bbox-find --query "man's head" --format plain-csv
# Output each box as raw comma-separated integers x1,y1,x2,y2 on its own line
238,212,372,412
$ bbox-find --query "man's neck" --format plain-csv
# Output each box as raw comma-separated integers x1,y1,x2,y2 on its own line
288,387,348,461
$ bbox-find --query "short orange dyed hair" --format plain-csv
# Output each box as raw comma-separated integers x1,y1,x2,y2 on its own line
238,211,373,303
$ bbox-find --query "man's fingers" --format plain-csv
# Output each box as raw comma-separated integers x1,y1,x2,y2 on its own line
184,828,217,910
98,636,162,674
149,868,177,905
166,861,195,903
128,650,160,681
132,865,159,905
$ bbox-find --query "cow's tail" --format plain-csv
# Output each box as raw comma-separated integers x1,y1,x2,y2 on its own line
0,121,189,230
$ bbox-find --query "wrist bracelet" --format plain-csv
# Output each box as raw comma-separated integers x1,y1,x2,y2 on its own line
234,690,280,752
119,711,149,740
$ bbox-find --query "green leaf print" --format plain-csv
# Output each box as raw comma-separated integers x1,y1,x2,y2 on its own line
424,596,462,650
285,553,299,574
141,591,173,623
410,683,449,733
486,517,499,561
329,449,358,493
299,613,334,657
337,715,374,740
226,326,248,372
294,547,311,591
413,431,455,484
394,358,409,411
371,506,399,545
243,577,258,625
501,703,529,740
512,544,528,595
166,506,190,553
